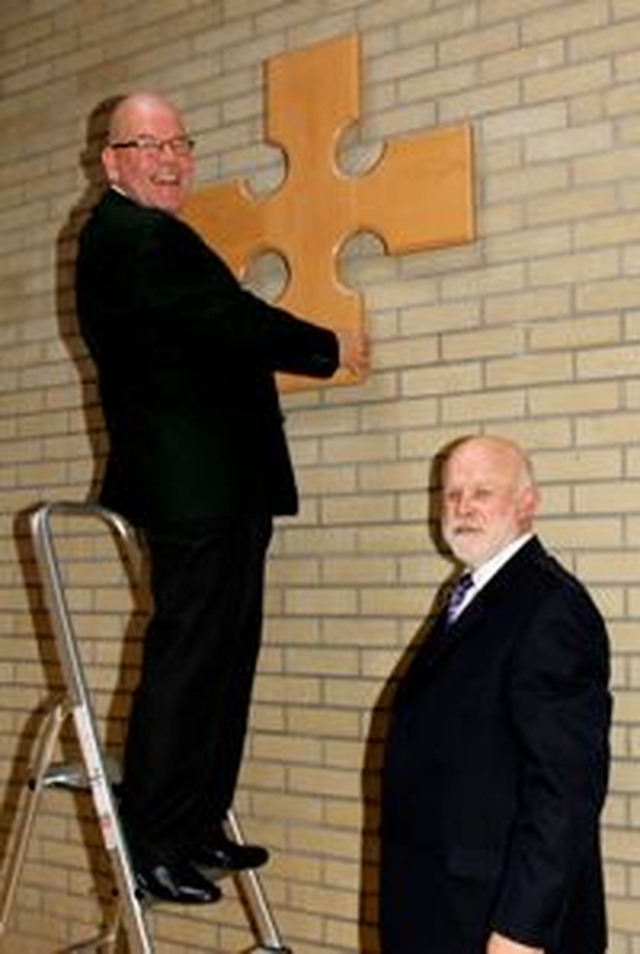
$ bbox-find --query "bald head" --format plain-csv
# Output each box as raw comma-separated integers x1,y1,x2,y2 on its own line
440,435,539,569
107,93,181,141
445,436,536,491
102,92,194,213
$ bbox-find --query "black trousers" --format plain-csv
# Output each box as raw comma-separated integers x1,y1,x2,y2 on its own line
120,513,273,866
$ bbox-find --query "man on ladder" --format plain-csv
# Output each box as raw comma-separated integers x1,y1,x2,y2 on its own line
75,91,369,905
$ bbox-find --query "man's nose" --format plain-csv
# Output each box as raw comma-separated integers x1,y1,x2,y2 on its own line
454,492,474,516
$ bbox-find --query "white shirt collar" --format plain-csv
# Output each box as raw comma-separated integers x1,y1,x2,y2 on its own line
467,532,534,595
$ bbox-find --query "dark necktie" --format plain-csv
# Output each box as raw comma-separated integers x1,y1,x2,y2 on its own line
445,572,473,626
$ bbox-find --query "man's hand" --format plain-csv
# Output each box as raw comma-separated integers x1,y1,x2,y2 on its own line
487,932,543,954
336,329,370,377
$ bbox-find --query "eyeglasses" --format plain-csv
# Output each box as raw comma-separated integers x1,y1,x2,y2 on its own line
109,135,195,157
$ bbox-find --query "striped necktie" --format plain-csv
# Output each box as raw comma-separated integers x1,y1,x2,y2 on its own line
445,572,473,626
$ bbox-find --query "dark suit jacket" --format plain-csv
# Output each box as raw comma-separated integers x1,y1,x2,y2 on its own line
380,536,611,954
75,188,339,530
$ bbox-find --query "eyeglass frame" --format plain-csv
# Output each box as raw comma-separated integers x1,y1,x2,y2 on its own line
108,134,196,157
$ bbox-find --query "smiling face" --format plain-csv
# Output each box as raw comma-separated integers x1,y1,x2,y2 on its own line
440,436,539,570
101,93,194,214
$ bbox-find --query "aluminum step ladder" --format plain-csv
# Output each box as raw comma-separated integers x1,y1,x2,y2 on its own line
0,500,291,954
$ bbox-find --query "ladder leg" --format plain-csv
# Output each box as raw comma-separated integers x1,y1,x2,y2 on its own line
225,810,292,954
30,503,153,954
59,902,122,953
70,705,152,954
0,700,67,934
0,700,127,953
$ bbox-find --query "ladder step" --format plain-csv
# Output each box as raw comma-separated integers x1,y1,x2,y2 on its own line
37,757,121,791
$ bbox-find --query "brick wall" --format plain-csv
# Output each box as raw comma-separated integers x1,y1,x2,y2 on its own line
1,0,640,951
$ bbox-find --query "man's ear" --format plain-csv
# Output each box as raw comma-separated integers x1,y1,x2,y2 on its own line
101,144,118,185
517,484,540,525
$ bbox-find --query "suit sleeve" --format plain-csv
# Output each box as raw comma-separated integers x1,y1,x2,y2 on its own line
489,582,611,948
131,209,340,378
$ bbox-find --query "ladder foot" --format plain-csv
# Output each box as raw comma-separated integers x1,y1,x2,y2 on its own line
251,945,294,953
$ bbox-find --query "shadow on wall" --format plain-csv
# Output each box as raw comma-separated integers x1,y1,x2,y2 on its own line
358,444,459,953
55,95,125,504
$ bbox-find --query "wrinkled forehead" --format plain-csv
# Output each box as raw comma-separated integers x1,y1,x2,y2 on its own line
109,95,184,140
443,440,521,489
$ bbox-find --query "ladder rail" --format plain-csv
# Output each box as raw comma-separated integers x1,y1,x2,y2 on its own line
226,810,291,953
30,501,141,708
29,501,152,953
0,701,68,932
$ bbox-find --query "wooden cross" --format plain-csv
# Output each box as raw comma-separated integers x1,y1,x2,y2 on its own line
183,34,475,390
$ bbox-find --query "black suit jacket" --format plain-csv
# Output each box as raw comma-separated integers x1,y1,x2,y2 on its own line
380,536,611,954
75,189,339,530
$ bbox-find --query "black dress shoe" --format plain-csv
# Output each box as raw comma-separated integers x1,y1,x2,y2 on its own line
135,860,222,904
192,836,269,872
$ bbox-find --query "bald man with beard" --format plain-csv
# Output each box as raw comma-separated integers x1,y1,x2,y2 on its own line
379,435,611,954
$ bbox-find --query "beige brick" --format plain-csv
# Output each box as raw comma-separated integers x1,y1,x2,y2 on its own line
321,493,395,525
530,381,619,417
530,248,619,287
440,78,521,124
401,299,480,335
530,315,622,351
523,1,608,43
321,556,397,586
571,19,640,60
578,413,640,448
284,587,358,616
441,21,518,66
578,345,640,381
578,553,640,585
287,785,360,828
485,223,571,263
484,102,568,147
324,675,392,710
442,387,526,424
279,524,358,556
402,362,482,399
362,401,437,440
525,58,611,104
537,447,622,482
284,645,359,676
252,732,323,766
487,351,573,388
484,287,570,325
576,481,640,514
373,334,438,369
529,184,617,226
285,705,361,739
320,431,397,464
370,43,437,84
482,39,565,84
286,405,359,438
294,463,358,496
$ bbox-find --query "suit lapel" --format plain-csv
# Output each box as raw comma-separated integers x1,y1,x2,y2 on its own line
395,537,545,705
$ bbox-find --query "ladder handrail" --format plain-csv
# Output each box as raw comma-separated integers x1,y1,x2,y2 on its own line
29,501,152,953
30,500,141,709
